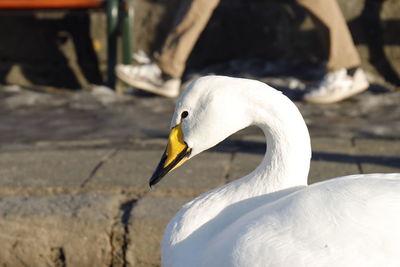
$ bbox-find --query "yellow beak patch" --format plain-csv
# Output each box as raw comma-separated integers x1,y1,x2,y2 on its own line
149,123,191,187
164,123,188,168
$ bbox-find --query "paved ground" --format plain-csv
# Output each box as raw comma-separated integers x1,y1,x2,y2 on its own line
0,75,400,266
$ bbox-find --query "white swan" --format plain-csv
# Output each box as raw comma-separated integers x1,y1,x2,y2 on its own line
149,76,400,267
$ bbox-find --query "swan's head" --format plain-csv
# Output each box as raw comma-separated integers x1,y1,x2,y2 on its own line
149,76,254,186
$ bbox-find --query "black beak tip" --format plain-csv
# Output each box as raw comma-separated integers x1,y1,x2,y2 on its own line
148,151,168,188
149,176,159,188
149,171,162,188
148,146,191,188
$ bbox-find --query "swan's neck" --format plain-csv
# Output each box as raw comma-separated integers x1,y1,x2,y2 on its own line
240,89,311,195
165,84,311,252
250,120,310,194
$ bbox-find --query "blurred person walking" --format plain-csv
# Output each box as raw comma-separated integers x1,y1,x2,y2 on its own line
116,0,369,103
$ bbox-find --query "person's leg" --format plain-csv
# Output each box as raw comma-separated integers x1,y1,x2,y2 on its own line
157,0,220,78
298,0,369,104
297,0,361,71
115,0,220,97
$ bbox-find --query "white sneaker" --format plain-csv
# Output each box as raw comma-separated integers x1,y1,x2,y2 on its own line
116,63,180,98
303,68,369,104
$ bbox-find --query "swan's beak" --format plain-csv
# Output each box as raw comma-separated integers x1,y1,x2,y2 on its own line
149,123,191,187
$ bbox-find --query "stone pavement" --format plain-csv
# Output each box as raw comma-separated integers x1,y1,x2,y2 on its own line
0,82,399,266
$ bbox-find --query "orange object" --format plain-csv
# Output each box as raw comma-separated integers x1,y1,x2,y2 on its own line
0,0,105,9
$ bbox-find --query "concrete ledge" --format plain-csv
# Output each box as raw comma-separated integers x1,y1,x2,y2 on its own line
0,193,124,266
126,197,191,267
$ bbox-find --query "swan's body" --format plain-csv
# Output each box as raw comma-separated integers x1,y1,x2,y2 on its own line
149,76,400,267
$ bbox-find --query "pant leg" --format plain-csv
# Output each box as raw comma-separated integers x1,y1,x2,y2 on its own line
297,0,361,71
156,0,220,78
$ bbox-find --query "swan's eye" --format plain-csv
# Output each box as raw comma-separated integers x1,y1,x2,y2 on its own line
181,111,189,119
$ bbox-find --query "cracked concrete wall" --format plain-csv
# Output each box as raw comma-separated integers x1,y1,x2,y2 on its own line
0,194,124,266
0,192,140,266
0,148,138,266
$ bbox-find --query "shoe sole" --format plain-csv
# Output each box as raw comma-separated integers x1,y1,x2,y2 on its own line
116,68,179,98
304,82,369,104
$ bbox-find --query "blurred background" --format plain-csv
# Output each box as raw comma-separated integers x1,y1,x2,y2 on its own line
0,0,399,266
0,0,399,90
